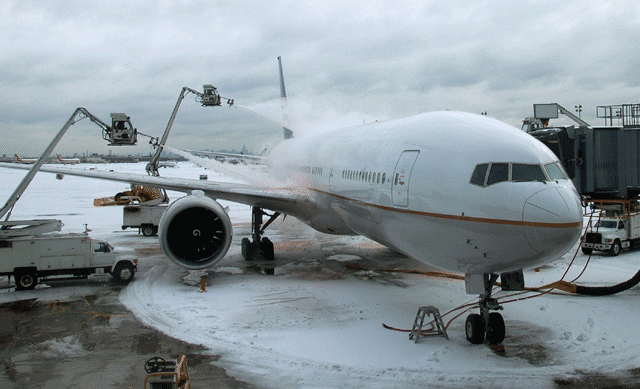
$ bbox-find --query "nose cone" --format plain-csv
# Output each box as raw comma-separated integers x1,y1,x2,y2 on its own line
523,187,583,258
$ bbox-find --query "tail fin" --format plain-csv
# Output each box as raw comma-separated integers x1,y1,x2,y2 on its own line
278,56,294,139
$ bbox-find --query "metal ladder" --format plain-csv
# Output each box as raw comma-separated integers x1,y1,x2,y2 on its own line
409,306,448,343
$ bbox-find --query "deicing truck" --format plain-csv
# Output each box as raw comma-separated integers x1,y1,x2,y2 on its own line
0,232,138,290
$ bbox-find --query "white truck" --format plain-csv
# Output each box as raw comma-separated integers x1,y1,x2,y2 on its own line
0,233,138,290
122,204,168,236
582,209,640,256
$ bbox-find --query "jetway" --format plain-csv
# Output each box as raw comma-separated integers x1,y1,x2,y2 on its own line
525,102,640,199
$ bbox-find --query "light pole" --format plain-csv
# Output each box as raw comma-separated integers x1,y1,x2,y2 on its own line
575,104,582,119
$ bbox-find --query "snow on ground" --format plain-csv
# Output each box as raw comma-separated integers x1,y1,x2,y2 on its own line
3,162,640,388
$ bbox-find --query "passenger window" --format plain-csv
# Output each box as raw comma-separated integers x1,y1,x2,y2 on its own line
377,172,381,184
395,173,399,185
487,163,509,185
470,164,488,186
382,173,386,184
512,164,546,182
544,162,567,180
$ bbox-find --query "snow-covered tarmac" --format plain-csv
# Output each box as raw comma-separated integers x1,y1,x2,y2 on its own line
3,162,640,388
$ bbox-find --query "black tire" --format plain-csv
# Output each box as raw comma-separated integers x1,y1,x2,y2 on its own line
112,262,135,283
465,313,485,344
610,240,621,256
241,238,254,261
581,247,593,255
261,237,275,261
486,312,506,344
15,272,38,291
141,225,155,237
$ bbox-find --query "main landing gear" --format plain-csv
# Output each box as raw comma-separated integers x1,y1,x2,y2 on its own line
465,273,506,344
241,206,281,261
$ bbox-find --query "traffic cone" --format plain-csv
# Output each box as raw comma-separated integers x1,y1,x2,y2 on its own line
199,277,207,293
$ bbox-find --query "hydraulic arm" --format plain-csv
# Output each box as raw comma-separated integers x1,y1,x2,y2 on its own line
145,85,232,176
1,107,136,224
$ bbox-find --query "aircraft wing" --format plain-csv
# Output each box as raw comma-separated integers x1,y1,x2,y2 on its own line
0,162,311,218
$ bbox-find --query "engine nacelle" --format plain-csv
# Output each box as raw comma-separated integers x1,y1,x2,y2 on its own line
158,191,233,269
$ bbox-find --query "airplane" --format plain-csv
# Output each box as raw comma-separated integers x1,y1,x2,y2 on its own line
158,160,178,168
0,109,583,345
14,154,37,164
56,153,80,165
183,149,268,165
0,61,583,344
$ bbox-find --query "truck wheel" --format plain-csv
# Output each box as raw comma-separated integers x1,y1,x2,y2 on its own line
581,247,593,255
610,240,621,256
112,262,135,283
142,225,155,237
15,272,38,291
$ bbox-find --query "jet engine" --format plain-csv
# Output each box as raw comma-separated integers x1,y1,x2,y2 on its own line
158,191,233,269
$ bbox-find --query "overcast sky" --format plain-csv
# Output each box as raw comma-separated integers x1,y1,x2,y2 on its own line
1,0,639,157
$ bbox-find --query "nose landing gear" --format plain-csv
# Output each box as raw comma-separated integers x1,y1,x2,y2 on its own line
465,273,506,344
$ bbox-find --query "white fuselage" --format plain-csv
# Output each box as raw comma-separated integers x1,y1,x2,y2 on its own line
269,111,583,275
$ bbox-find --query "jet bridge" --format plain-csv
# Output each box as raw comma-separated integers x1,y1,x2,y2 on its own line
524,102,640,199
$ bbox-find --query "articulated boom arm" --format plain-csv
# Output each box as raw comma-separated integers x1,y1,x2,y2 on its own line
146,85,232,176
0,107,132,223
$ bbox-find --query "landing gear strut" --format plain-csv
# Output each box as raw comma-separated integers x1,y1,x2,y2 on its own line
241,206,280,261
465,273,506,344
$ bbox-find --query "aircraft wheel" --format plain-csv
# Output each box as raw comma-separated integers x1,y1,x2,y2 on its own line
465,313,485,344
241,238,254,261
486,312,505,344
610,240,621,256
261,237,275,261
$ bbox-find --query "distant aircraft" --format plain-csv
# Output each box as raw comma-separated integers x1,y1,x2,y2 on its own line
56,154,80,165
158,161,177,168
184,150,268,165
0,62,583,345
14,154,36,164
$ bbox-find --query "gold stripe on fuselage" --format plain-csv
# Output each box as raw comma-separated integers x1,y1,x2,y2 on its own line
312,189,581,229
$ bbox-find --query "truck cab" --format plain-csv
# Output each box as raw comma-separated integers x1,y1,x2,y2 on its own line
582,218,626,256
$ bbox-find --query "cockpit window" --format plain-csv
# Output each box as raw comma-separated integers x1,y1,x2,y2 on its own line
471,161,568,187
487,163,509,185
512,164,547,182
544,162,567,180
470,164,489,186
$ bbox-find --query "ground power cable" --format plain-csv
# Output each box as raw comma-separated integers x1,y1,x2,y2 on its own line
357,208,640,336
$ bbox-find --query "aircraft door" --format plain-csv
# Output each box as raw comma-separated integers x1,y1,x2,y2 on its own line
392,150,420,207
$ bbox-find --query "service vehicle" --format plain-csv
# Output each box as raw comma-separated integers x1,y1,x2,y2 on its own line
582,199,640,256
0,232,138,290
122,204,168,236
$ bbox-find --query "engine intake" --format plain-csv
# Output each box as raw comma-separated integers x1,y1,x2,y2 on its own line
158,192,233,269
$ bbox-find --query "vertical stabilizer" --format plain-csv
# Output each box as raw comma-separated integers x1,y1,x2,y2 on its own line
278,56,294,139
